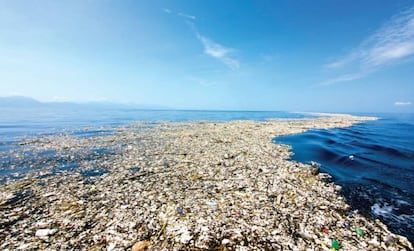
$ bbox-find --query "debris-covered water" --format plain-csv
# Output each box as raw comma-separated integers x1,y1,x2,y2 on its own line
0,107,307,182
276,113,414,244
0,108,410,248
2,113,411,250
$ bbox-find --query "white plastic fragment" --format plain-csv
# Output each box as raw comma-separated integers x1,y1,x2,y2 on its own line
35,229,57,237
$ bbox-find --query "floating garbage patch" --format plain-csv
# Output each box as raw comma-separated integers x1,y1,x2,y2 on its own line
0,117,412,250
0,130,123,184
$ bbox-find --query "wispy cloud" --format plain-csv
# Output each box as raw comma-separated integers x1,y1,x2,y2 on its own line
394,101,411,106
324,52,360,69
322,6,414,85
319,73,366,86
162,8,196,20
178,12,196,20
362,7,414,68
163,8,238,69
196,33,239,69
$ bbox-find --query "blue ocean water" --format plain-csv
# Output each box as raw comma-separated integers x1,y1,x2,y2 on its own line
275,113,414,244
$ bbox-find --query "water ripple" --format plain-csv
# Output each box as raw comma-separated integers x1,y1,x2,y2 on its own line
276,113,414,243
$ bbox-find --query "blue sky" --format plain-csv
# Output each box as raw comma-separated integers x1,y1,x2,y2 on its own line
1,0,414,112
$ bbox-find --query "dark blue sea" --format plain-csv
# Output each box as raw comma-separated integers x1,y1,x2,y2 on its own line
276,113,414,244
0,107,413,243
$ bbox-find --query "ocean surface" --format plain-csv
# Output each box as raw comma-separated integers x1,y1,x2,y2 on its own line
0,107,306,144
0,107,413,243
276,113,414,244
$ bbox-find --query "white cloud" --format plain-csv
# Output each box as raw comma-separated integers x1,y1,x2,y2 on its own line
319,73,365,86
178,12,196,20
162,8,196,20
162,8,237,69
362,8,414,68
324,52,359,69
394,101,411,106
196,33,239,69
322,6,414,85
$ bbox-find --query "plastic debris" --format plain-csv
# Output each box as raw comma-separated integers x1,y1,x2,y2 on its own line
176,206,184,215
131,240,151,251
355,228,364,237
385,235,395,245
311,167,320,175
1,116,412,250
35,229,57,238
343,222,350,229
331,239,340,250
205,201,217,207
321,227,330,234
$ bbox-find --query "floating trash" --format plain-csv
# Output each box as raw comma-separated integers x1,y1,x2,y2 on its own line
355,228,364,237
131,240,151,251
331,239,340,250
176,206,184,215
0,116,411,250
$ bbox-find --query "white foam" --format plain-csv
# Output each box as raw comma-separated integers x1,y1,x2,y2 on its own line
396,199,410,206
371,202,414,225
371,203,394,217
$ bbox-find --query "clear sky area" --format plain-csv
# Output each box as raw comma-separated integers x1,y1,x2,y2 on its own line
1,0,413,112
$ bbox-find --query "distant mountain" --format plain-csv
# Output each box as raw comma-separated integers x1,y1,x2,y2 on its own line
0,96,168,110
0,96,44,107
